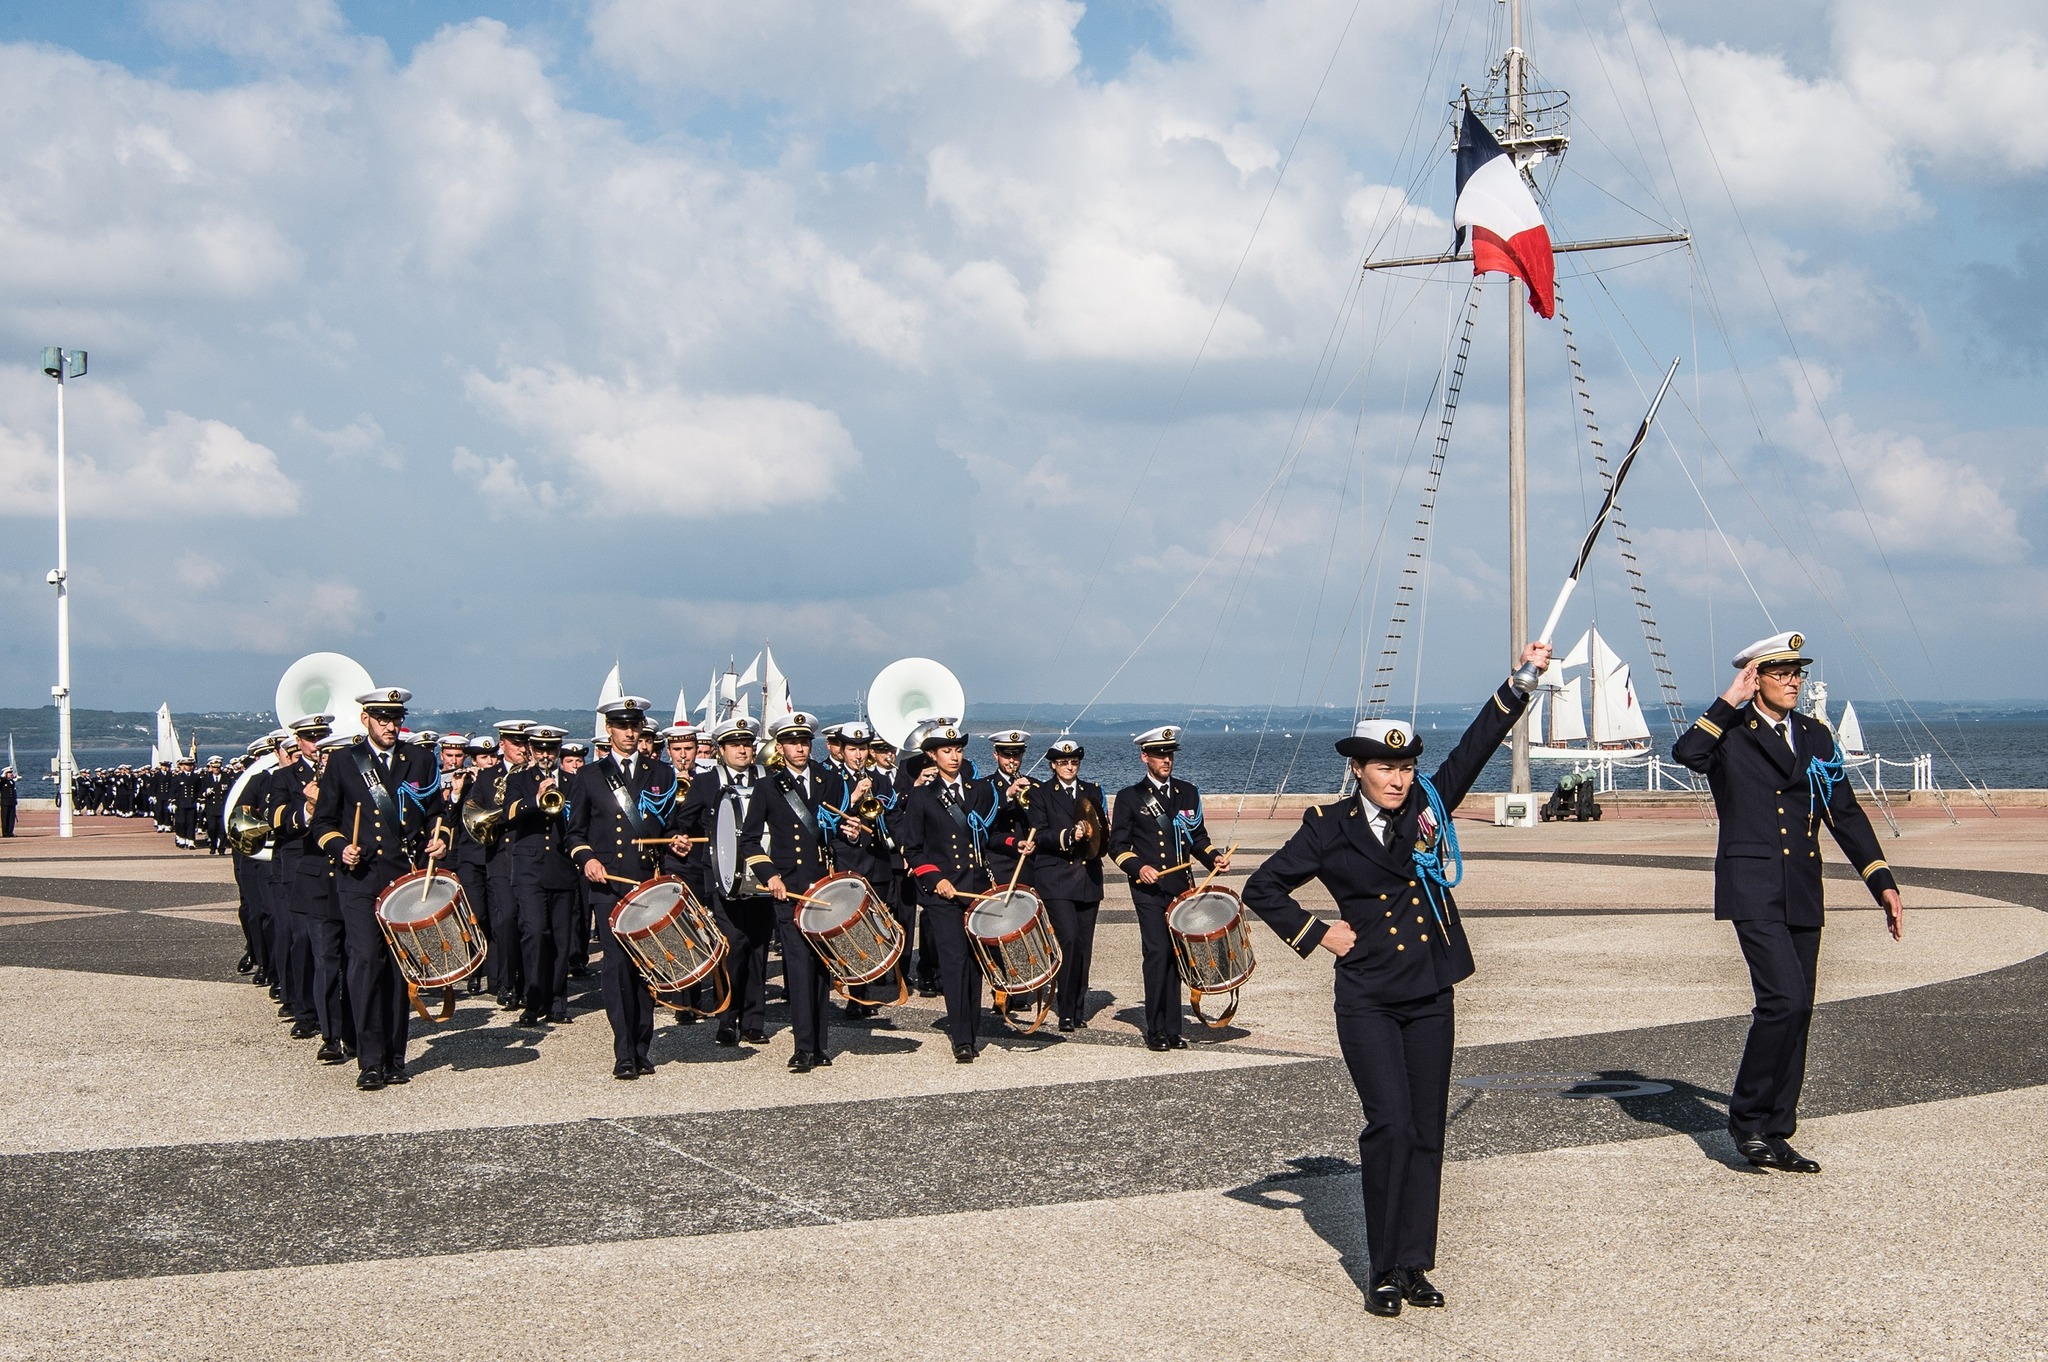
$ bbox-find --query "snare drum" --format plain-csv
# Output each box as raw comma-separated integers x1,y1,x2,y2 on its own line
966,887,1061,1005
1166,885,1256,1027
798,872,905,994
375,867,487,990
610,875,729,997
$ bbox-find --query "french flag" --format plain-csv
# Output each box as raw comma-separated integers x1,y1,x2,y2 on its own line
1454,105,1556,319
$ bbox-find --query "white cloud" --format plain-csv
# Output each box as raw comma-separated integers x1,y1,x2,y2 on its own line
0,370,299,519
464,366,862,516
293,413,397,468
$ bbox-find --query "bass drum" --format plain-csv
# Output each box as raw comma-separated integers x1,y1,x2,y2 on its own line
713,788,771,898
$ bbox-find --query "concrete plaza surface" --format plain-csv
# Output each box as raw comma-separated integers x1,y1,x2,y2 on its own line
1,804,2044,1361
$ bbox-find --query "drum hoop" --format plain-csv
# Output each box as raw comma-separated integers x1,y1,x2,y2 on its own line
375,867,464,928
966,886,1046,944
1166,885,1244,943
609,874,693,937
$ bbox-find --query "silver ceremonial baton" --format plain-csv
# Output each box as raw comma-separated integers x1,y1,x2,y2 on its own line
1510,357,1682,694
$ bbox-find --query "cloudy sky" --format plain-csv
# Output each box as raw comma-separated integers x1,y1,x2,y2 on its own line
0,0,2042,723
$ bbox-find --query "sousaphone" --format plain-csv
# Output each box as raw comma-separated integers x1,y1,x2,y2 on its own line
866,658,965,751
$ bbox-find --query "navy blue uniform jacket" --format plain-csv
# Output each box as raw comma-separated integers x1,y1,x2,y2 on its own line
309,738,446,879
1670,697,1896,926
1242,682,1525,1011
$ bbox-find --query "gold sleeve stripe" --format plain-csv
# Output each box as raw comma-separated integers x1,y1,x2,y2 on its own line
1287,919,1317,948
1493,693,1512,714
746,855,774,868
1694,717,1723,738
317,831,343,849
569,844,592,857
1860,860,1889,880
1113,850,1137,866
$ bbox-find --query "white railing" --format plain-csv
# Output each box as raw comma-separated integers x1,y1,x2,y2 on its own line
1555,750,1935,795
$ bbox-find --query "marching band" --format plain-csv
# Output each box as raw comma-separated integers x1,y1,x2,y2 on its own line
36,628,1910,1317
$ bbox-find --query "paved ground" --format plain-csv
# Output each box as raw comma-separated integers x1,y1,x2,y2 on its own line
1,805,2044,1360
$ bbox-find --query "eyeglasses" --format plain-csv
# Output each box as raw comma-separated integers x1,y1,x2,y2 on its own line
1759,668,1808,680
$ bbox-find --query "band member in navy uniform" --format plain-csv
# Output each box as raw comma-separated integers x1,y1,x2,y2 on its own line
261,731,306,1022
230,737,274,983
1029,738,1107,1032
503,725,579,1026
271,715,330,1041
309,687,448,1092
446,735,492,994
1109,726,1230,1051
481,720,533,1008
290,730,357,1064
820,721,891,1018
895,722,993,1063
982,730,1039,890
742,713,839,1072
655,723,705,1018
560,740,594,977
1243,642,1549,1316
566,697,683,1079
1672,631,1904,1173
673,717,772,1048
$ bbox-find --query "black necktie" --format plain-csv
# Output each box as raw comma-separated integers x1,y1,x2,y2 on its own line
1773,722,1789,751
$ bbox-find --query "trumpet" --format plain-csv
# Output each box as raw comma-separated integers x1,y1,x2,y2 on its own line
854,794,883,823
226,805,270,855
539,784,565,815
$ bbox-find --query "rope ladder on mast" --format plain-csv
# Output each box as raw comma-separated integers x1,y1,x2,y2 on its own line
1366,279,1484,715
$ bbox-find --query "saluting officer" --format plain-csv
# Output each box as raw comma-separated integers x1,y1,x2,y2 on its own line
566,697,684,1080
983,730,1039,889
503,725,579,1026
309,687,448,1092
894,722,993,1063
1028,738,1107,1032
741,712,839,1072
1672,631,1904,1174
1108,726,1229,1051
1243,642,1550,1317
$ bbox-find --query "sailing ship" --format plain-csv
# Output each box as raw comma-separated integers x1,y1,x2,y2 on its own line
1526,626,1652,759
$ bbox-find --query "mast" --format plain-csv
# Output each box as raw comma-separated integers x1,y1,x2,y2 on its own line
1506,0,1530,793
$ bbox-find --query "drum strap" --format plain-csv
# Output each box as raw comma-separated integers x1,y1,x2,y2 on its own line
778,776,823,845
351,748,400,836
604,764,647,839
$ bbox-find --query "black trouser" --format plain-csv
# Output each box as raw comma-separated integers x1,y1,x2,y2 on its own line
569,880,591,971
714,894,776,1033
1337,986,1455,1279
921,898,985,1049
265,874,294,1001
308,914,353,1046
1131,888,1183,1040
486,857,521,998
516,880,574,1013
1729,919,1824,1139
595,887,652,1067
338,866,411,1078
915,902,941,986
1,801,15,836
1045,897,1100,1025
283,909,319,1028
776,900,832,1055
234,857,269,973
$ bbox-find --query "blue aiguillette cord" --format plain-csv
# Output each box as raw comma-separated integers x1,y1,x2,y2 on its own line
1409,773,1461,933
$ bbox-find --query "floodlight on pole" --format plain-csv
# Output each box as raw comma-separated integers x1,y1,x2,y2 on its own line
40,347,86,838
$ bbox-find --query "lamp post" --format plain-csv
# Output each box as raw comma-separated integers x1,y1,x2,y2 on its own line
40,347,85,838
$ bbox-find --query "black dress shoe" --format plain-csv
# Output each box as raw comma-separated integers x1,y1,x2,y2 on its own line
813,1051,833,1067
277,1003,295,1019
517,1009,544,1027
1736,1135,1787,1170
267,985,282,1002
1058,1018,1077,1033
714,1025,739,1047
916,982,942,998
953,1043,977,1063
1366,1271,1403,1317
1767,1137,1821,1173
356,1069,387,1092
384,1064,409,1084
844,1001,876,1020
1145,1035,1170,1052
252,968,270,986
635,1059,656,1076
743,1028,768,1044
236,953,253,975
466,976,483,995
1400,1268,1445,1307
316,1039,346,1064
290,1022,319,1040
789,1051,816,1073
613,1062,638,1080
548,1008,569,1024
1165,1034,1189,1049
672,1011,697,1025
567,965,589,978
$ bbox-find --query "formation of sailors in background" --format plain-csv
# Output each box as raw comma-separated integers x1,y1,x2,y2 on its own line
66,757,237,850
216,687,1242,1089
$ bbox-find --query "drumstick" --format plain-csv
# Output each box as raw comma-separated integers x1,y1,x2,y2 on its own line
1152,859,1193,878
348,804,360,861
1005,846,1026,896
631,836,708,845
602,873,645,887
1195,843,1239,892
422,817,446,892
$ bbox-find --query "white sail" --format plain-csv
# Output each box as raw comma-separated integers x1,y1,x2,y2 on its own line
1551,676,1588,743
150,743,160,767
762,646,793,727
1838,701,1866,756
597,663,623,743
1593,662,1652,743
735,653,761,689
699,671,719,725
732,692,752,722
1801,677,1830,731
1528,691,1545,744
1559,629,1591,672
155,704,182,764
